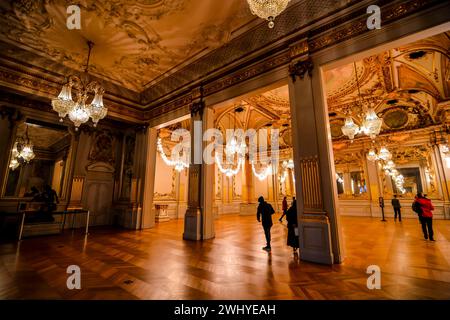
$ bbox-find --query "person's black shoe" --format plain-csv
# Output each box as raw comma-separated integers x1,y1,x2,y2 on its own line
430,238,435,241
424,235,428,240
262,246,271,251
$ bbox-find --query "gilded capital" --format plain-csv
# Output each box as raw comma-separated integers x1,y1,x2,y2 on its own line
289,58,314,82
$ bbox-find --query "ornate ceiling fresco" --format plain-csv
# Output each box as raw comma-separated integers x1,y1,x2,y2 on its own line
0,0,253,91
325,32,450,141
215,86,292,149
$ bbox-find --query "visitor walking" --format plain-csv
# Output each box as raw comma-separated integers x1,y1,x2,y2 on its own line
257,196,275,251
279,196,288,222
414,193,435,241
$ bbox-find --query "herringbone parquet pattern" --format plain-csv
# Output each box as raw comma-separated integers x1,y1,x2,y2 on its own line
1,215,449,299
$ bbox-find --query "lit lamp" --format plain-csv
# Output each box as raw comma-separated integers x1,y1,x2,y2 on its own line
378,146,392,161
341,117,360,142
366,149,378,161
341,63,383,142
9,158,19,171
9,125,35,170
52,84,75,121
68,101,90,129
246,0,291,28
51,41,108,130
361,108,382,140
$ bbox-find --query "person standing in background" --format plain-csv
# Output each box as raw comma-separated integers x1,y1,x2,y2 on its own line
391,194,402,222
286,199,299,253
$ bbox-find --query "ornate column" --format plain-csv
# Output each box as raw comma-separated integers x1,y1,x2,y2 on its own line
183,89,215,240
365,158,382,217
288,53,343,264
430,129,450,219
343,171,352,196
240,158,256,215
287,168,295,196
141,126,158,229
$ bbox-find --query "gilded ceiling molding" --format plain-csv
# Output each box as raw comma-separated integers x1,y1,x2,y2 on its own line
0,68,59,97
308,0,440,53
0,69,145,123
289,39,309,59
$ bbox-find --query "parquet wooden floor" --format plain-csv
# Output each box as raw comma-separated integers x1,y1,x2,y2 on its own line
1,215,450,299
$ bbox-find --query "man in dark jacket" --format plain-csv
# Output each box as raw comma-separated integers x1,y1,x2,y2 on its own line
257,196,275,251
391,194,402,221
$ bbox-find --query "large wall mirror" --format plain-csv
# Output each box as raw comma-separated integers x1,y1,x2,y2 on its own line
2,120,71,199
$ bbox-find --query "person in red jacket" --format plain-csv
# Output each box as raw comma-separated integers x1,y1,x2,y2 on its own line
279,197,288,222
415,193,435,241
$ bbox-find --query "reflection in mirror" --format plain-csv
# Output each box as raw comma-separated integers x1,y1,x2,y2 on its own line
4,121,71,198
336,173,344,195
350,171,367,196
392,167,422,195
120,134,136,200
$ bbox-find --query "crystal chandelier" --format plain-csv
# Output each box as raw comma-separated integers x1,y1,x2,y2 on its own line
341,117,360,141
157,137,189,172
52,41,107,130
359,108,382,140
341,63,382,141
367,146,392,162
215,108,247,177
252,160,272,181
246,0,291,28
280,159,294,183
9,125,35,170
216,153,244,177
216,139,245,177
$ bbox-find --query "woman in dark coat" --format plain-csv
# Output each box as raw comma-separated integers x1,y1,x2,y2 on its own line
286,199,299,252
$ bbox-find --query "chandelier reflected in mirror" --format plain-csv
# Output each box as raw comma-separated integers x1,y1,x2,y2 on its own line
341,62,382,142
246,0,291,28
51,41,107,130
366,146,392,162
367,145,405,193
9,125,35,171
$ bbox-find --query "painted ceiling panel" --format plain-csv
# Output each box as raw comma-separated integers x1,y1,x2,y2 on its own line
0,0,253,91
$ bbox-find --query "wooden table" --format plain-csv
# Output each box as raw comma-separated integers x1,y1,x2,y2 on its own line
15,209,90,240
